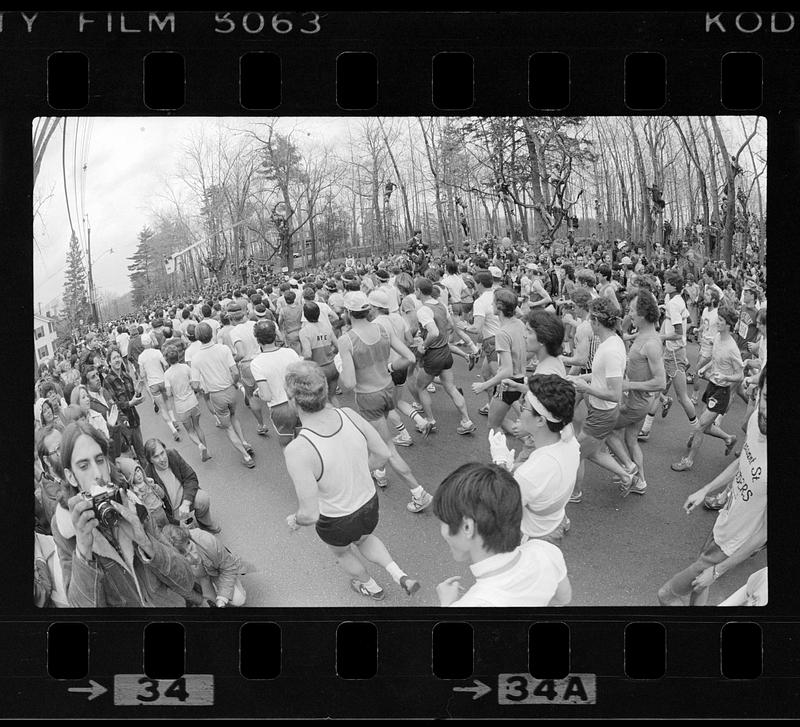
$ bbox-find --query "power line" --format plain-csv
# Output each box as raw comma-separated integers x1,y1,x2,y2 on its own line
61,117,76,240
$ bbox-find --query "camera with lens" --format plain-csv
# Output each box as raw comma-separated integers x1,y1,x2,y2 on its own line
84,490,122,528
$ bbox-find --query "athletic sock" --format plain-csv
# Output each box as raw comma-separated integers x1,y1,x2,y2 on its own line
361,578,382,594
395,423,407,434
373,468,386,478
411,412,426,427
386,561,406,584
641,414,655,433
410,485,425,498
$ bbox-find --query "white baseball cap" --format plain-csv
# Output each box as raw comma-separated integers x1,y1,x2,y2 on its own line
344,291,371,312
488,266,503,278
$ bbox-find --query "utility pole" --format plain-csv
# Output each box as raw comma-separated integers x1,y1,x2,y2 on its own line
86,215,98,325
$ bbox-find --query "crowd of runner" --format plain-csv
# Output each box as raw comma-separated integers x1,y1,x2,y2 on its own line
33,233,768,607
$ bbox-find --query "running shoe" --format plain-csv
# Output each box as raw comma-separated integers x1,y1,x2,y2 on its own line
670,457,693,472
686,372,695,385
242,457,256,469
201,449,212,462
372,470,389,488
400,575,421,596
620,474,647,498
637,429,650,442
244,443,255,457
153,401,160,414
427,383,436,393
418,420,435,438
256,424,270,437
478,403,490,416
612,463,639,483
703,490,730,511
724,435,738,457
563,516,571,533
661,396,674,418
456,420,476,435
393,432,413,447
350,579,385,601
173,431,181,442
407,490,433,513
568,491,583,504
467,352,480,371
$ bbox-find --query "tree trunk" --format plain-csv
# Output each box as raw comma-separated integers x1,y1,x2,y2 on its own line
709,116,735,265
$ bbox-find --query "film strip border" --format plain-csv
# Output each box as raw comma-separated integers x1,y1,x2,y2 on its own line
1,618,797,717
40,49,766,113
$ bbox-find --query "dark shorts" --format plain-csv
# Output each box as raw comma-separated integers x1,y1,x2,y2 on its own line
422,345,453,377
615,395,652,429
451,302,463,317
482,336,498,364
583,403,620,439
319,361,339,388
355,384,395,421
315,492,379,547
501,376,525,406
461,300,474,316
702,382,732,415
391,366,408,387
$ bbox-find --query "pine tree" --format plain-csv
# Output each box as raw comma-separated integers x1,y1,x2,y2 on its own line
127,226,154,307
62,232,87,326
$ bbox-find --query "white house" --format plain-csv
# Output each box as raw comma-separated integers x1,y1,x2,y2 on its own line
34,313,58,368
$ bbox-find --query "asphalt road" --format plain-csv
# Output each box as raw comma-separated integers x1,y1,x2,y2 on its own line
136,342,765,607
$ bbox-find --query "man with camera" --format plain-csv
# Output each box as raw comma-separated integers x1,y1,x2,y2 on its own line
50,421,196,607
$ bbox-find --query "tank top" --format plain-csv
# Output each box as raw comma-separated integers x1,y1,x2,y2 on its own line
419,300,450,349
282,302,303,335
624,333,657,408
297,409,376,518
346,324,391,392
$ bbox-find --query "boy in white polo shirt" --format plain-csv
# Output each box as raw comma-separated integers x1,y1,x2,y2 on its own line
433,462,571,607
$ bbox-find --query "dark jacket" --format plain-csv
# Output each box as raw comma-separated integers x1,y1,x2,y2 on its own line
103,368,141,429
144,449,200,521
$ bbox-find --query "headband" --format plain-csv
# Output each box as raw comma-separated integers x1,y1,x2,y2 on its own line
524,391,561,423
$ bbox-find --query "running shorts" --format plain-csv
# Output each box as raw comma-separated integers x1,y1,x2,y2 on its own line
664,347,689,380
237,360,256,397
501,376,525,406
208,385,238,423
269,400,301,437
583,402,620,439
702,382,732,415
174,405,200,424
421,345,453,377
354,384,395,421
315,492,379,547
482,335,498,364
390,366,408,387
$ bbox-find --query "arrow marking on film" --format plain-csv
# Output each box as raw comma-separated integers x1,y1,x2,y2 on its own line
453,679,491,700
67,680,107,701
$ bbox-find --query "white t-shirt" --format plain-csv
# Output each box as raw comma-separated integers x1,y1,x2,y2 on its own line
137,348,168,385
713,408,767,557
184,340,201,366
189,342,236,393
588,334,626,410
700,306,719,345
472,290,501,339
515,437,580,538
662,293,688,351
450,540,567,607
441,274,466,306
164,363,199,414
250,348,302,406
230,321,261,361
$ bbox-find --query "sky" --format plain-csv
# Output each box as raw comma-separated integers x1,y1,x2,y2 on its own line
32,115,765,308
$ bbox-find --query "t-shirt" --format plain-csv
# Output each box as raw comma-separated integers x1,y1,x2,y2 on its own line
472,290,501,340
250,347,302,406
588,334,626,410
709,334,744,387
230,321,261,361
535,356,567,378
662,293,688,351
713,409,767,557
515,437,580,539
189,342,236,393
495,318,529,377
164,363,199,414
137,348,168,385
201,317,220,343
700,306,719,345
450,540,567,607
299,321,336,366
184,340,201,366
734,305,758,352
441,274,466,307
